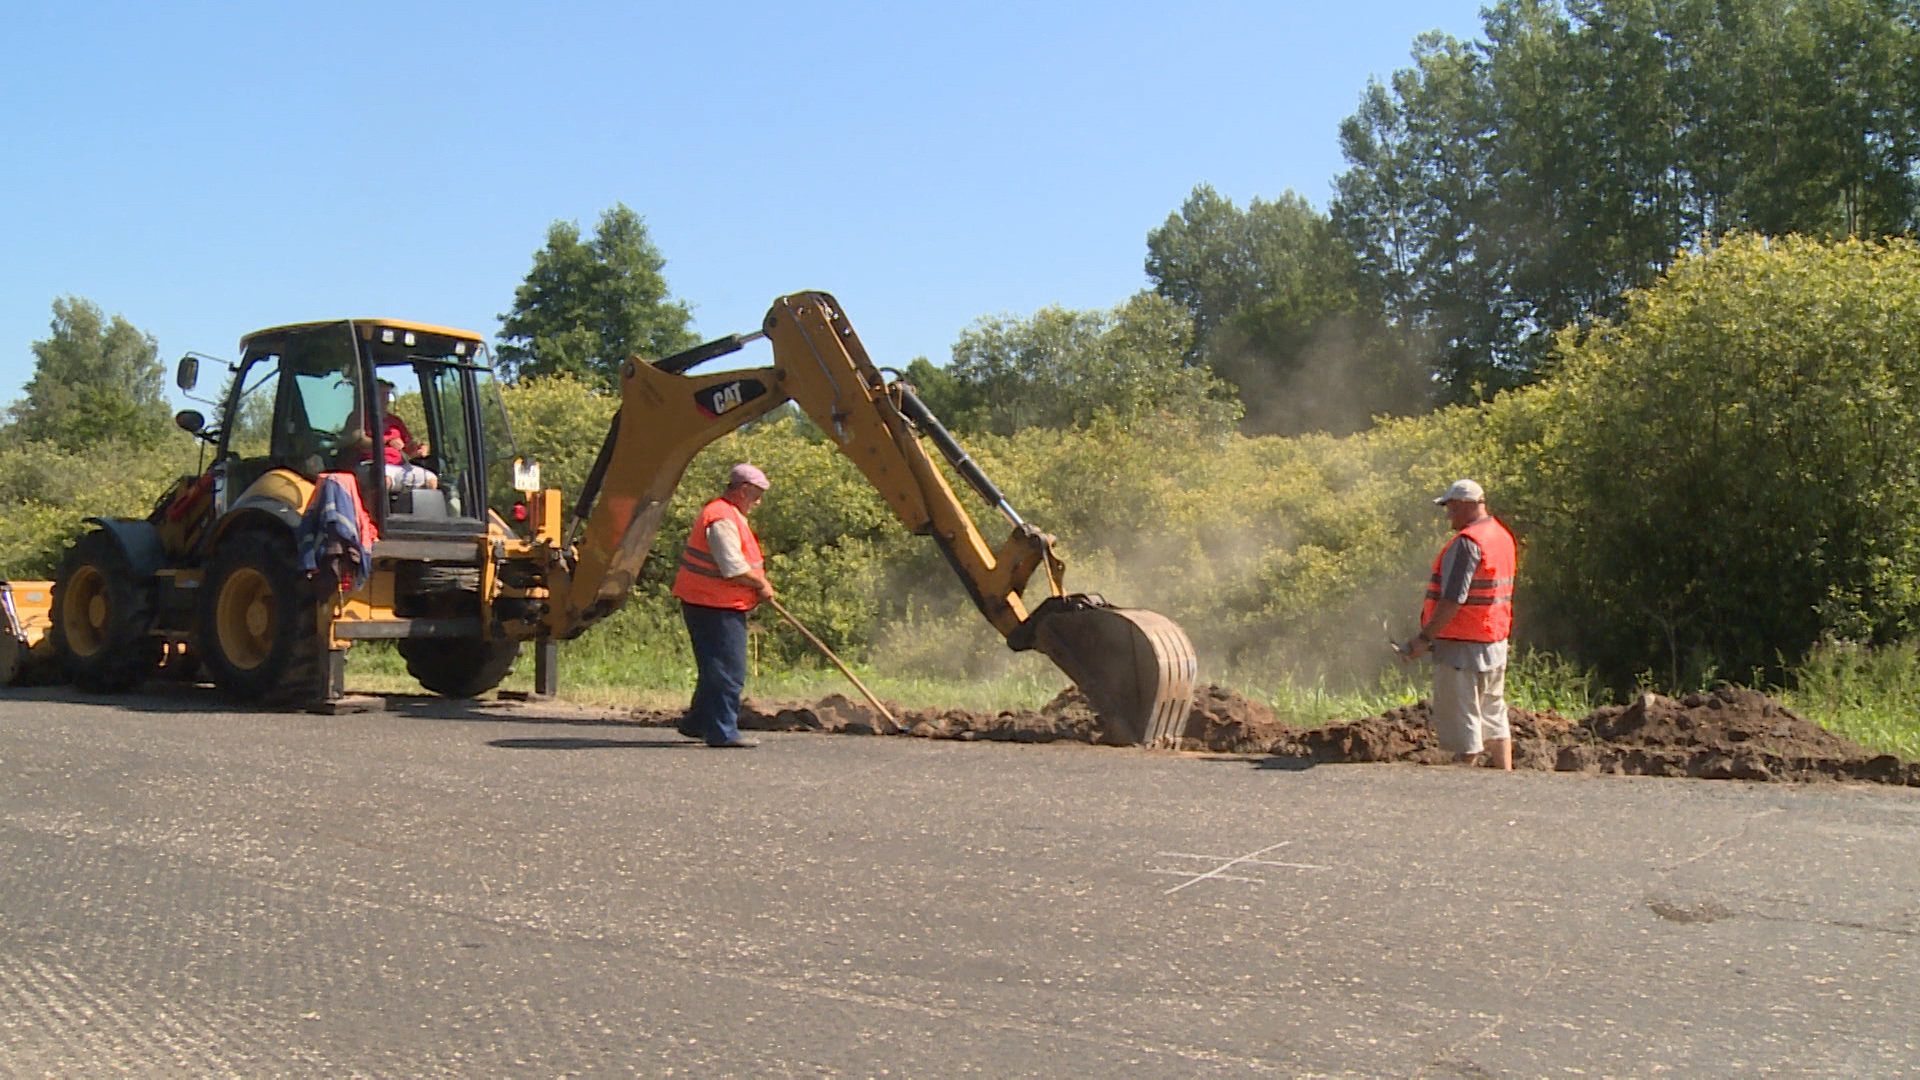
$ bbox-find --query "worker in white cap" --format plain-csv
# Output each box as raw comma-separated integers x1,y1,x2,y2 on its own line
1406,479,1517,769
670,464,775,747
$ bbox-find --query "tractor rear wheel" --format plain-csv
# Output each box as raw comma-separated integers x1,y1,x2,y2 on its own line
198,529,321,704
399,635,520,698
51,530,161,692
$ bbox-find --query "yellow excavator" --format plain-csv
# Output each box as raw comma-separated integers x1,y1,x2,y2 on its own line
41,292,1198,746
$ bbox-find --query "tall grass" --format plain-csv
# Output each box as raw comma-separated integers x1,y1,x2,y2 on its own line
1781,640,1920,761
347,621,1612,733
343,602,1072,714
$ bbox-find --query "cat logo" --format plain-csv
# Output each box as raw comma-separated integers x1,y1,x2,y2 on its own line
694,378,767,419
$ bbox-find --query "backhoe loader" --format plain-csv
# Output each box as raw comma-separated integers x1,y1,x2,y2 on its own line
45,292,1199,746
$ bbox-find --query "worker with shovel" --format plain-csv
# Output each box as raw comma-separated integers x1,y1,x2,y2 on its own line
672,464,776,748
1405,479,1516,770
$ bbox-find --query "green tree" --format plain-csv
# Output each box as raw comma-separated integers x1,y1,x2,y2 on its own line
940,294,1241,436
1146,185,1355,351
1147,184,1428,435
5,297,171,450
1334,0,1920,402
1504,234,1920,685
496,203,698,388
900,355,968,424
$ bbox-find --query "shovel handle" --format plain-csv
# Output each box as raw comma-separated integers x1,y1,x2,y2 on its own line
765,598,897,726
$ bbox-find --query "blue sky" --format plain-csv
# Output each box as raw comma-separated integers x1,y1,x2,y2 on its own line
0,1,1487,405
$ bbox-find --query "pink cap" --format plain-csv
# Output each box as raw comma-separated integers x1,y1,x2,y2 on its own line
728,463,769,490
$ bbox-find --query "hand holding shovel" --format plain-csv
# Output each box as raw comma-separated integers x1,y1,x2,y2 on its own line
1384,618,1414,667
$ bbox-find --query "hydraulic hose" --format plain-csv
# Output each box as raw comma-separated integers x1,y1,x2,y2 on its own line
653,331,765,375
897,386,1024,527
567,409,622,548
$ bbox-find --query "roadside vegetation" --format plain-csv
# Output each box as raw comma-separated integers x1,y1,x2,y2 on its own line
7,0,1920,758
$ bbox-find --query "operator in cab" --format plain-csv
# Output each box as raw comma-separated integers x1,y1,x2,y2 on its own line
376,379,437,490
672,464,775,748
339,379,437,490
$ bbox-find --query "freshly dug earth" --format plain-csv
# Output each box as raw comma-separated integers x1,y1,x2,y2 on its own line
628,684,1919,786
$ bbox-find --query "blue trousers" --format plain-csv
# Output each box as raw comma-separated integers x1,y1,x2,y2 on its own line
681,602,748,745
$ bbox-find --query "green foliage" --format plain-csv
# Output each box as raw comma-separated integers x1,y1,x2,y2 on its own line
499,374,619,500
1783,638,1920,760
1334,0,1920,400
495,204,697,388
1146,184,1427,435
1147,184,1352,347
6,297,171,450
936,294,1241,436
1502,234,1920,684
0,436,203,578
900,356,966,422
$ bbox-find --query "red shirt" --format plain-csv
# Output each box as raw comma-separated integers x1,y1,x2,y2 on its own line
382,414,413,466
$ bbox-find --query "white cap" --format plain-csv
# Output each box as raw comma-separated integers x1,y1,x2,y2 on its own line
1433,479,1486,505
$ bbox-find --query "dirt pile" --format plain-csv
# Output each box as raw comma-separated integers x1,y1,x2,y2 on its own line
1255,688,1917,784
1175,684,1296,753
1269,702,1575,768
1555,687,1915,783
626,683,1918,786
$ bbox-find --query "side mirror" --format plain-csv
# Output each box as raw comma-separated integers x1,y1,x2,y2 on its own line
174,409,205,435
175,355,199,391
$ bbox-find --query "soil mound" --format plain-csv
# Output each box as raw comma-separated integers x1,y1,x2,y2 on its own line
1555,687,1914,784
1258,686,1917,785
1271,702,1575,768
1175,684,1295,753
626,682,1918,786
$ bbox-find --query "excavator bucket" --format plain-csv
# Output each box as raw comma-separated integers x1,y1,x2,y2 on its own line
1022,597,1200,748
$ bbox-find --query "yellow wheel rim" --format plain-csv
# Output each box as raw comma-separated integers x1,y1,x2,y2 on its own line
62,565,109,657
216,567,275,671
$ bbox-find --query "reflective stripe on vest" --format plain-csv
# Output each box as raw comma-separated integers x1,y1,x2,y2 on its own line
671,497,765,611
1419,516,1515,643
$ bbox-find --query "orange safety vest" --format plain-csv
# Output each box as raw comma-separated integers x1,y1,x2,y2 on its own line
1421,515,1515,642
671,497,765,611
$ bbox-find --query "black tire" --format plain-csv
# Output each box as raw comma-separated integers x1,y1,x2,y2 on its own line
399,636,520,698
198,529,321,704
0,632,23,686
51,530,161,692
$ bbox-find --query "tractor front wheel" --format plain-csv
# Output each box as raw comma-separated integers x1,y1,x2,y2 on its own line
51,530,161,692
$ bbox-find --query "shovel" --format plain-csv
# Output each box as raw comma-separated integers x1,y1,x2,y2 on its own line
765,597,897,728
1384,617,1412,668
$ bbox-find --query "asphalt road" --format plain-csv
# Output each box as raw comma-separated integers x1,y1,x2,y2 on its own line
0,686,1916,1078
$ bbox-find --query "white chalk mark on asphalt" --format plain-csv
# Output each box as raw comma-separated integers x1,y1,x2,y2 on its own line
1152,842,1329,894
1157,850,1330,871
1146,870,1266,884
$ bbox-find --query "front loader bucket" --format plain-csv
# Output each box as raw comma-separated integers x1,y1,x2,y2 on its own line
0,581,56,687
1021,596,1199,748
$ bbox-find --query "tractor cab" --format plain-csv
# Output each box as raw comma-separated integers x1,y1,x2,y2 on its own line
204,319,519,538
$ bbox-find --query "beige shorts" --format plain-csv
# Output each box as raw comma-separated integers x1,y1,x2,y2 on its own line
1431,662,1510,754
385,462,436,489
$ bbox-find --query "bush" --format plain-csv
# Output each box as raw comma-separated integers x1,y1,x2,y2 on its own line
1503,234,1920,685
0,436,204,579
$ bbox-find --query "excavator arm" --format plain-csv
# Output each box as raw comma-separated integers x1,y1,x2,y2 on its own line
544,291,1197,746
